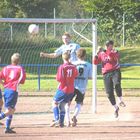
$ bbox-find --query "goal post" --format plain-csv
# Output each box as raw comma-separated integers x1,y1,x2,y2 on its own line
92,22,97,113
0,18,97,113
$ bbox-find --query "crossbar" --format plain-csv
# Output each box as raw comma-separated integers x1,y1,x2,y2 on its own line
0,18,97,23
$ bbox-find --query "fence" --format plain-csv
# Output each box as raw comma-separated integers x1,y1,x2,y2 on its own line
0,63,140,91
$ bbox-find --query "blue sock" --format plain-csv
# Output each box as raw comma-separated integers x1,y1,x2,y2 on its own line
60,111,65,125
0,112,6,120
6,115,13,129
53,106,59,121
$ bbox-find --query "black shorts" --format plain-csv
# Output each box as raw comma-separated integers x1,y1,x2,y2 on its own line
103,69,122,95
71,88,85,104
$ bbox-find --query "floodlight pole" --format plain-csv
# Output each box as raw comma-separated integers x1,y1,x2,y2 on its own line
92,22,97,113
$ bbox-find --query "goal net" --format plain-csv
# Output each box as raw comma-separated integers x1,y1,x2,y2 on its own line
0,18,97,114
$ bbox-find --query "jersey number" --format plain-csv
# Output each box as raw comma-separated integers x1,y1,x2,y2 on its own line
9,70,14,80
78,67,84,76
67,69,72,77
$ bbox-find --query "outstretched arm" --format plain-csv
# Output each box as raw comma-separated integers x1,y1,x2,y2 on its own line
40,52,60,58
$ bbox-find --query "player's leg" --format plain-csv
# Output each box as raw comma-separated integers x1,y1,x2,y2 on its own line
59,101,66,127
72,89,84,127
5,115,14,133
0,107,15,119
0,89,18,133
64,93,74,127
0,89,3,113
4,89,17,133
51,89,66,127
52,100,59,126
65,102,71,127
103,73,119,118
0,99,3,113
65,93,76,127
0,89,4,125
113,70,126,107
0,89,17,119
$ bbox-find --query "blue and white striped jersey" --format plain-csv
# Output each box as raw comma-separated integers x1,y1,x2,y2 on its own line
54,42,80,62
73,60,92,94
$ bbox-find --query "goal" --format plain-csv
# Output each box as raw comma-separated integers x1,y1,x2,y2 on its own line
0,18,97,113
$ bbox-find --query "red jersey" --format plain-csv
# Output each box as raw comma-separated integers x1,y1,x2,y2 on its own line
56,62,78,94
0,65,26,91
93,49,120,74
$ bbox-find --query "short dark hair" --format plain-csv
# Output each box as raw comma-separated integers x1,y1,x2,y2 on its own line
76,48,86,59
106,40,114,46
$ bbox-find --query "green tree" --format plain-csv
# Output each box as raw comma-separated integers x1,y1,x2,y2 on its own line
57,0,89,18
78,0,140,45
0,0,60,18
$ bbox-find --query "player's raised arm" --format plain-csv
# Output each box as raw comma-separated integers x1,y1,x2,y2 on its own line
93,46,103,65
40,52,60,58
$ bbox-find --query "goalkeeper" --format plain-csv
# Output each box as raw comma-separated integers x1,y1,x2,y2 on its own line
0,86,3,126
0,57,3,125
93,40,125,118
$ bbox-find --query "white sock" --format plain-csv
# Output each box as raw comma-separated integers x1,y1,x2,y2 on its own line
118,96,123,103
113,104,118,110
65,103,70,124
73,104,81,117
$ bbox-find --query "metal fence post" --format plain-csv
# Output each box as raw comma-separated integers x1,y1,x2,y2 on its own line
37,65,41,91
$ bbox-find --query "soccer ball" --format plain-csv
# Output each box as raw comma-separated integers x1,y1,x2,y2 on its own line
28,24,39,35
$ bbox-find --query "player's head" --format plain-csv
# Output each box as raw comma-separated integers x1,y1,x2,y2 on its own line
105,40,114,50
62,51,70,62
62,32,71,45
76,48,86,60
11,53,21,65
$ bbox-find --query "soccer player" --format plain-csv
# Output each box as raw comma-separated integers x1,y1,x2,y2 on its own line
0,53,26,133
0,88,4,125
0,56,4,125
40,32,80,62
65,48,92,127
93,40,125,118
51,52,78,127
0,89,3,113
